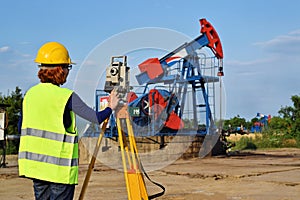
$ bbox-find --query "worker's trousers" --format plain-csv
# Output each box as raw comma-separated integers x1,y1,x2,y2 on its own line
33,179,75,200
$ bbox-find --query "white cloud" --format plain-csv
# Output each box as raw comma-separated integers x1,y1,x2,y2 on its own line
254,29,300,55
21,54,31,58
289,30,300,35
80,59,95,66
0,46,10,53
19,41,31,45
226,57,273,66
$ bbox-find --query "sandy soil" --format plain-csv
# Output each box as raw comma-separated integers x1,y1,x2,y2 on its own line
0,148,300,200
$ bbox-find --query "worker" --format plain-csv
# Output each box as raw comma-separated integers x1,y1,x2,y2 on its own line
18,41,120,200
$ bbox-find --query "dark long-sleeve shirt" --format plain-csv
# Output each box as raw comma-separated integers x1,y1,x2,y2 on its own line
19,92,112,133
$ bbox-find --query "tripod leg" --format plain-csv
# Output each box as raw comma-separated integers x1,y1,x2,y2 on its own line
116,118,132,198
117,116,148,200
79,120,108,200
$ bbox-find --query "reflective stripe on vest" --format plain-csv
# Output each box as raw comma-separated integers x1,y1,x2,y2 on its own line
21,128,78,144
19,151,78,167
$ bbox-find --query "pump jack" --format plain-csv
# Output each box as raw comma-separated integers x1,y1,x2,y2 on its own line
81,17,225,199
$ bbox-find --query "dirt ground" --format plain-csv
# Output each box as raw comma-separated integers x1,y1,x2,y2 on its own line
0,148,300,200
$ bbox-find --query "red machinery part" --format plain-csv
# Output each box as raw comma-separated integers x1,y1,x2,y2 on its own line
141,89,184,130
200,18,223,59
127,92,138,103
164,111,184,130
138,58,164,80
143,89,167,117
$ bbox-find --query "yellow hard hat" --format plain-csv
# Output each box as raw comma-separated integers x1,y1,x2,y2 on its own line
35,41,74,65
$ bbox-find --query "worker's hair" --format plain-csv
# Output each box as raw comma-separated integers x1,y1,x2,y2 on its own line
38,66,68,86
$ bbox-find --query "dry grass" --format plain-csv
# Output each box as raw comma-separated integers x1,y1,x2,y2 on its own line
227,133,262,142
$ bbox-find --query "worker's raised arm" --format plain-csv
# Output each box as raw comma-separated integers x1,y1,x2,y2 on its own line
67,92,119,124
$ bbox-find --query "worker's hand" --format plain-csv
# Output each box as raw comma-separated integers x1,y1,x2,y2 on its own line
108,89,120,110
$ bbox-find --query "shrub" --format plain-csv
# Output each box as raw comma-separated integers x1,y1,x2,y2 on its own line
230,131,300,150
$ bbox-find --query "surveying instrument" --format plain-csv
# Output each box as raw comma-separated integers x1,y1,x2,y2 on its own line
79,56,164,200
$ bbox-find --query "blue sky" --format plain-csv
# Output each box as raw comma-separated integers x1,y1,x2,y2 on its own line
1,0,300,120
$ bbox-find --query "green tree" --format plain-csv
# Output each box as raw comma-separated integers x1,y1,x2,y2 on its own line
224,115,247,130
278,95,300,137
268,116,291,134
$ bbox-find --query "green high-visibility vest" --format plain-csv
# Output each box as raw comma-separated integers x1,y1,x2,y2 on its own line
18,83,78,184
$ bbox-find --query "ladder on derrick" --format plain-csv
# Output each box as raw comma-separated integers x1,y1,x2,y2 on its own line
176,54,217,133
